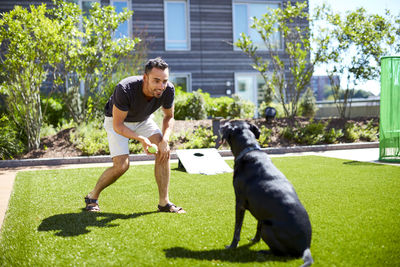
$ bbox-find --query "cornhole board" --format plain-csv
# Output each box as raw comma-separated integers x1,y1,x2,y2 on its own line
176,148,233,175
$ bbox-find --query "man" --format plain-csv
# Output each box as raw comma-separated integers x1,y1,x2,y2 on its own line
84,57,185,213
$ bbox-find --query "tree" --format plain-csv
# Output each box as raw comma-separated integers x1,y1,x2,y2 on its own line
320,7,395,118
52,0,140,123
0,4,68,149
234,2,330,119
0,1,141,150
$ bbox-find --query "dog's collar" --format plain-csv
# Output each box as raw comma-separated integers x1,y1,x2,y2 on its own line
235,145,261,162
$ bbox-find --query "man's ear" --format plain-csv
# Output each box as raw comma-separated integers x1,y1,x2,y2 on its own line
248,123,260,139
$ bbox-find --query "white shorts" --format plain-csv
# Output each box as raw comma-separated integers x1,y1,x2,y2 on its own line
104,116,162,158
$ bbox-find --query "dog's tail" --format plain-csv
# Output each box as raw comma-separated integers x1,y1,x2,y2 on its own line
300,248,313,267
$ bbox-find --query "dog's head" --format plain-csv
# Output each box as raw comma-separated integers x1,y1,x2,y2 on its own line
220,120,260,149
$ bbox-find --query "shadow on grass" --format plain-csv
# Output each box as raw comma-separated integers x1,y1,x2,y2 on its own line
171,165,186,173
38,210,157,237
164,243,292,264
343,160,385,166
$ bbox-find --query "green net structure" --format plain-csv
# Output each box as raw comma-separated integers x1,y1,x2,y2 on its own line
379,56,400,162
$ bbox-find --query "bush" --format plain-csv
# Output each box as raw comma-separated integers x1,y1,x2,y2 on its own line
282,121,344,145
175,90,255,119
70,120,143,156
0,115,25,159
258,125,273,147
174,90,207,120
70,120,109,155
344,122,361,142
41,94,69,127
324,128,344,144
228,95,255,119
359,120,378,141
296,122,326,145
181,126,217,149
344,120,378,142
299,87,317,118
204,95,234,118
40,123,58,138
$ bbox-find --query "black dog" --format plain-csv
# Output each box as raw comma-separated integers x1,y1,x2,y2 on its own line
220,120,313,267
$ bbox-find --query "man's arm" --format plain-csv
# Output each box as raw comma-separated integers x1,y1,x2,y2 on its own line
161,106,174,142
158,106,174,161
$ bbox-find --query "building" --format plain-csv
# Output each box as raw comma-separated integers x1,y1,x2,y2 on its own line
1,0,309,106
310,75,340,101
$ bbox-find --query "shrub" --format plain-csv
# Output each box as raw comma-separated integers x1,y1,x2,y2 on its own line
40,123,58,138
281,126,295,141
299,87,317,118
41,94,69,127
258,125,272,147
70,120,109,155
282,121,344,145
182,126,217,149
174,90,207,120
227,95,255,119
324,128,344,144
359,120,378,141
0,115,25,159
175,90,255,119
70,120,143,156
296,122,326,145
344,120,378,142
344,122,361,142
204,95,234,118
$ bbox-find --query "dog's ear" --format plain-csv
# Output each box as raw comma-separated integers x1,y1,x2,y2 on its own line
220,124,229,142
248,123,260,139
220,123,233,144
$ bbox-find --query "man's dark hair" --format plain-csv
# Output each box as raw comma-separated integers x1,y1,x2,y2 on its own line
144,57,169,74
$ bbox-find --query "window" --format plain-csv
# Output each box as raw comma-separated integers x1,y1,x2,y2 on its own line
235,73,265,107
164,0,190,51
233,1,281,50
82,0,97,17
68,0,98,17
111,0,131,39
169,73,191,92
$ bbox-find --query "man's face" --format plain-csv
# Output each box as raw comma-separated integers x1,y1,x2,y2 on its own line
143,67,169,98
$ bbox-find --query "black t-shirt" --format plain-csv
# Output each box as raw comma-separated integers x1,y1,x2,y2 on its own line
104,76,175,122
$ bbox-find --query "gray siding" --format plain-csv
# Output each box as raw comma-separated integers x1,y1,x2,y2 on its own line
0,0,54,13
132,0,309,96
1,0,310,98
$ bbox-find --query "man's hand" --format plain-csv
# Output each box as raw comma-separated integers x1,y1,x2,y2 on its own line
157,138,170,162
139,137,154,155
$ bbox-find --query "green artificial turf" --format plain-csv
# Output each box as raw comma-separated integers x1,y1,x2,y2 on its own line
0,156,399,266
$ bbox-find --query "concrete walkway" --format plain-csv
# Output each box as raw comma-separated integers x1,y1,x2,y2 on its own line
0,147,397,231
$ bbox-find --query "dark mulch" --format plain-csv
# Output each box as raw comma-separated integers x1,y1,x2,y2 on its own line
18,117,379,159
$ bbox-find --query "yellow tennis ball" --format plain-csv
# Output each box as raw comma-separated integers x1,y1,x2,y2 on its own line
148,144,158,154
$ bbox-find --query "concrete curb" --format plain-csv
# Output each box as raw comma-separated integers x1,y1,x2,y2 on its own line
0,142,379,168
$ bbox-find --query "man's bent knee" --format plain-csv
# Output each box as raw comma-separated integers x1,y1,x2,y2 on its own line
112,154,130,174
149,133,163,145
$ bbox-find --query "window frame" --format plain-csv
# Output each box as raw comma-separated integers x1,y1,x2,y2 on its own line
110,0,132,39
169,73,192,92
164,0,191,51
234,72,268,109
232,0,282,51
78,0,100,16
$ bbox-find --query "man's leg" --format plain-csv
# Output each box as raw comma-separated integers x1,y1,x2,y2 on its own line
149,134,170,207
86,154,130,209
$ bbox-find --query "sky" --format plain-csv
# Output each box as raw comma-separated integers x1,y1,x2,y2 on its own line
309,0,400,95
